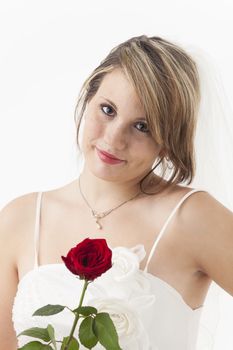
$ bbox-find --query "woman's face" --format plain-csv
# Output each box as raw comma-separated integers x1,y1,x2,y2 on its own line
81,68,162,184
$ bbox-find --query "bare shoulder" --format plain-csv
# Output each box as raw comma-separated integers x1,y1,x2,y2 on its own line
177,188,233,230
161,183,232,220
0,192,38,231
173,186,233,241
0,179,79,254
176,189,233,290
0,192,38,264
0,191,38,217
0,192,39,347
0,179,81,246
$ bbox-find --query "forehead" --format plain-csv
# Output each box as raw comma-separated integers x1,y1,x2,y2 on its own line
95,69,145,115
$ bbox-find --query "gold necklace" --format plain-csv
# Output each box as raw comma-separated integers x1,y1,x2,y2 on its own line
78,177,141,230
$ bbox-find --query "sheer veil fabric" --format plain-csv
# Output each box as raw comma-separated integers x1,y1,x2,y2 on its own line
184,46,233,349
143,45,233,349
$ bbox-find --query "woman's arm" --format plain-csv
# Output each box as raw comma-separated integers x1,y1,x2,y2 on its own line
183,191,233,296
0,201,20,349
0,193,36,350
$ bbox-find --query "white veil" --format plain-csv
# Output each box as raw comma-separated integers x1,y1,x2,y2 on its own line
187,47,233,349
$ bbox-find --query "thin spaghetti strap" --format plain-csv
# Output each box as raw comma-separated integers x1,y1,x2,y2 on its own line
33,192,43,269
143,188,206,272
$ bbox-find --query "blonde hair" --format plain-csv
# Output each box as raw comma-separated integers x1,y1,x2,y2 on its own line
74,35,201,194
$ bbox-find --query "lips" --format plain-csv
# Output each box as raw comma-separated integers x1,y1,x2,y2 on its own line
95,147,125,165
96,147,122,161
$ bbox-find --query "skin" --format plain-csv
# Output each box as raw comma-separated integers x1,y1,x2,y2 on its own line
80,67,163,207
1,68,233,349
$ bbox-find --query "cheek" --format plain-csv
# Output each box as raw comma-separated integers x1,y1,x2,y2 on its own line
135,140,159,160
82,115,103,147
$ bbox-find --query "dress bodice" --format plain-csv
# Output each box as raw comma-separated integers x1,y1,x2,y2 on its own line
12,189,205,349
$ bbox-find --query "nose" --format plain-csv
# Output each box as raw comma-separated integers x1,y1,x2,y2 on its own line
103,120,128,151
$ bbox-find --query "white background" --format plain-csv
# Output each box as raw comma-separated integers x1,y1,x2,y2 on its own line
0,0,233,348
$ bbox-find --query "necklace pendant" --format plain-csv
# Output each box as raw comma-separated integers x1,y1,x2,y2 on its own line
93,211,103,219
92,210,103,229
95,218,102,230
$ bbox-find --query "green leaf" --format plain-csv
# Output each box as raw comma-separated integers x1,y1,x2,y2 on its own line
73,306,97,316
18,341,53,349
93,313,122,350
79,316,98,348
47,324,57,350
61,336,80,350
33,304,66,316
17,327,50,342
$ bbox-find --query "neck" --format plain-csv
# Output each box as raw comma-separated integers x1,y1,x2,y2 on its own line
78,167,143,212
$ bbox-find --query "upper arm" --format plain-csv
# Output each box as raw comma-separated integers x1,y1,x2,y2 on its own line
0,193,36,350
183,191,233,296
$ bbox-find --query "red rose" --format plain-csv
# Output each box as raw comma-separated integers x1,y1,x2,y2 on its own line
61,238,112,281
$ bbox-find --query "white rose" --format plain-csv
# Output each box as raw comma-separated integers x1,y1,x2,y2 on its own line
89,296,152,350
110,246,142,281
89,245,150,299
103,245,145,280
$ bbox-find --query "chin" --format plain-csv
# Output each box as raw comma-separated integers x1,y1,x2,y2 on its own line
83,151,127,182
88,163,125,182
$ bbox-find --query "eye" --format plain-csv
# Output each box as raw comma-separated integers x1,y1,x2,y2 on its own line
100,104,115,116
135,121,149,133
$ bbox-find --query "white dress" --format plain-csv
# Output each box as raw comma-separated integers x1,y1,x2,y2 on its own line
12,189,205,350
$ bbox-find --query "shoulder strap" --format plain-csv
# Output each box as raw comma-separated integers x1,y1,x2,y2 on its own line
144,188,206,272
34,191,43,268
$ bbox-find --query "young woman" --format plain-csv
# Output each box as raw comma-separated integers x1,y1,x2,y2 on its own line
1,35,233,350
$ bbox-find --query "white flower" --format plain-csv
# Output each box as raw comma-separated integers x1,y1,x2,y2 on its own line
89,296,152,350
89,245,151,299
110,245,144,281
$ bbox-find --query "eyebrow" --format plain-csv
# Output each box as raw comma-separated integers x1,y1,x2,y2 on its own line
100,96,147,121
100,96,118,111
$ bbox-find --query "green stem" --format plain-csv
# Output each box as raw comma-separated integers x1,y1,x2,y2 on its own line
64,279,89,350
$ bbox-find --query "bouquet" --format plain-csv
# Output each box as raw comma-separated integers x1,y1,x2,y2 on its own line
17,238,122,350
